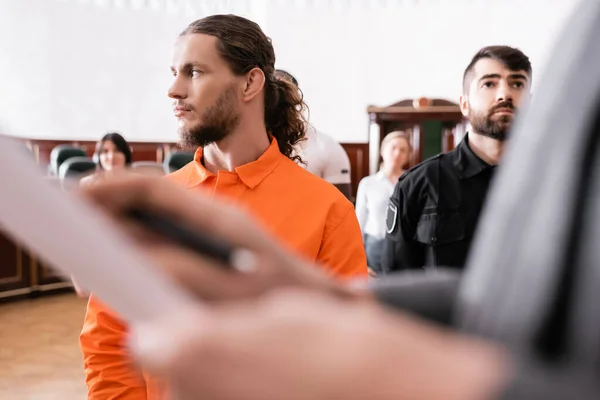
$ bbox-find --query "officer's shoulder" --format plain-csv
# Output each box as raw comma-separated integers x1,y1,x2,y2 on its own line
398,153,445,184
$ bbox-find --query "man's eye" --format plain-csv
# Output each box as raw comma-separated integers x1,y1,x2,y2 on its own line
482,81,495,88
191,70,203,78
513,81,524,88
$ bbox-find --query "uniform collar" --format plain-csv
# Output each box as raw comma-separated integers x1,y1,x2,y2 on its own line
453,133,495,179
186,138,283,189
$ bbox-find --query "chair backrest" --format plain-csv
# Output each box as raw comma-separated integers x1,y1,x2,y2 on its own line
58,156,96,181
50,145,87,175
131,161,166,176
163,150,194,174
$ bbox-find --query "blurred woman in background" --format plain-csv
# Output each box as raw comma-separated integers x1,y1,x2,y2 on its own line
355,131,412,276
80,132,132,186
95,132,132,171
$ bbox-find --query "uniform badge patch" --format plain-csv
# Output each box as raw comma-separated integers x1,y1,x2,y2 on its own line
386,203,398,234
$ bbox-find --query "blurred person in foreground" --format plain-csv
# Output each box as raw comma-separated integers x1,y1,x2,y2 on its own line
71,0,600,397
80,174,509,400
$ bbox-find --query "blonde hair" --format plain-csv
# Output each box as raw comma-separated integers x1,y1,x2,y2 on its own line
380,131,412,170
381,131,412,153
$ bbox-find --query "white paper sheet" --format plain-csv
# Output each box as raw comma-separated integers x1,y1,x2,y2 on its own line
0,135,194,323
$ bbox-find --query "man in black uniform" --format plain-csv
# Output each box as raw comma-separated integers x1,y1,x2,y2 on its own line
382,46,532,272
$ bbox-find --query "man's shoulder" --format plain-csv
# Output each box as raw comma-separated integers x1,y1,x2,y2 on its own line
279,157,344,191
315,130,341,146
300,129,347,157
279,159,353,208
164,162,194,183
359,173,380,186
398,153,446,184
314,131,347,159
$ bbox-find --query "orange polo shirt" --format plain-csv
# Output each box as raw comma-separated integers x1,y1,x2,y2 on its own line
80,138,367,399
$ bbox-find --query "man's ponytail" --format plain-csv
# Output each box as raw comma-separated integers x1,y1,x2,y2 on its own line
264,73,308,163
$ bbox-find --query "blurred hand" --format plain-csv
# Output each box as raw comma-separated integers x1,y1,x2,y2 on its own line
129,289,510,400
78,173,360,302
80,173,509,400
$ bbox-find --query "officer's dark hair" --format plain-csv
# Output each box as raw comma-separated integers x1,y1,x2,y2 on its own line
94,132,132,169
462,45,532,93
180,15,307,163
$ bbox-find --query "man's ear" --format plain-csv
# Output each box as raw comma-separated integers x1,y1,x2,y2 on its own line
459,94,470,118
241,67,266,103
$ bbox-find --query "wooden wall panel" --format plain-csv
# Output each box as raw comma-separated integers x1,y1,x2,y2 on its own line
21,138,371,199
0,229,31,297
36,258,68,287
24,139,173,168
340,143,369,199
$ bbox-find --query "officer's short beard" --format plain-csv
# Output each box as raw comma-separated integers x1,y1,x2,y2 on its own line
469,101,516,142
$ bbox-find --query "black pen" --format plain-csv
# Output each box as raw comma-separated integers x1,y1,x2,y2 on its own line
127,209,236,269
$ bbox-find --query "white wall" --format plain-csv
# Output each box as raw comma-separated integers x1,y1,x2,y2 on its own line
269,0,580,142
0,0,581,143
0,0,257,142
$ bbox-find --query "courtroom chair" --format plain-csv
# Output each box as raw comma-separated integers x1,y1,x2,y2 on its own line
50,145,87,176
58,156,96,184
163,150,194,173
131,161,166,176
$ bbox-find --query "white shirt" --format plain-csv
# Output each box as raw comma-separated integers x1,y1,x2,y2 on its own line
296,126,351,184
355,171,396,239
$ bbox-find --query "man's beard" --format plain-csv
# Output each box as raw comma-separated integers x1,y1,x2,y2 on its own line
469,101,516,142
178,86,241,150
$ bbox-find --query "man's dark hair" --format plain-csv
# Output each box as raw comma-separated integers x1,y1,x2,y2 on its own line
274,69,298,86
180,15,307,162
462,46,532,93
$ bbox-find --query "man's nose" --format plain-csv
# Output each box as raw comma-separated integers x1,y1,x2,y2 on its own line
495,81,513,103
168,75,186,100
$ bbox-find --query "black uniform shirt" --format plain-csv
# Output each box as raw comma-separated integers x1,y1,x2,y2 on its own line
382,134,496,272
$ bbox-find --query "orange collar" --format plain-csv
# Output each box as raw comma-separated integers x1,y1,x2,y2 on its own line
185,138,284,189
